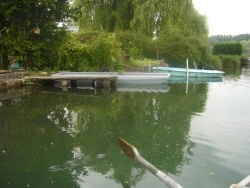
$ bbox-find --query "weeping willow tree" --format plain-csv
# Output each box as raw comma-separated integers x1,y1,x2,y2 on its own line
73,0,212,67
74,0,134,32
74,0,207,34
143,0,209,37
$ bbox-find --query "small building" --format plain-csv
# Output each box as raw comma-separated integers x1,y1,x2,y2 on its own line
67,26,79,33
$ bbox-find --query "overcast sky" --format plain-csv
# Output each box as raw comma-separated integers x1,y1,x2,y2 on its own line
192,0,250,36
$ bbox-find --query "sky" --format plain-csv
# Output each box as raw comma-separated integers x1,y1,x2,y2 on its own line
192,0,250,36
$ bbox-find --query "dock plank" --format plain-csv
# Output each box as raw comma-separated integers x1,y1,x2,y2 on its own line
24,75,118,80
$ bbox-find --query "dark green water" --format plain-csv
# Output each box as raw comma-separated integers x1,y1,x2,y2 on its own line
0,68,250,188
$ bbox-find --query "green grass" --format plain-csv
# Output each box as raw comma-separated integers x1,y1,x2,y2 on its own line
130,58,164,66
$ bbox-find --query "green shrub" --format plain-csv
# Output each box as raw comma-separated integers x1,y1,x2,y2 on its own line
213,42,243,56
89,34,123,71
219,55,241,68
58,39,91,71
204,55,223,70
115,31,151,59
57,32,123,71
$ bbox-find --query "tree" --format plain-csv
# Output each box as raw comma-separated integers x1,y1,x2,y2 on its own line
210,34,250,45
0,0,74,69
75,0,210,65
74,0,134,32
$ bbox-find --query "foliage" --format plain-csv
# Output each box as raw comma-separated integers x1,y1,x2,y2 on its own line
0,0,74,69
147,33,211,68
130,58,160,66
73,0,134,32
57,34,90,71
57,32,123,71
114,31,151,59
210,34,250,45
202,55,223,70
219,55,241,68
89,33,123,71
241,40,250,57
213,42,243,56
131,1,208,38
1,0,212,70
210,34,250,58
74,0,211,67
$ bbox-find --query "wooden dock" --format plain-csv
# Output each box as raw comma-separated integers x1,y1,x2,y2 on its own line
24,75,118,89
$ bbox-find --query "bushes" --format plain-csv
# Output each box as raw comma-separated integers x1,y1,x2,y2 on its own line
203,55,222,70
115,31,151,60
0,27,69,70
89,34,123,71
219,55,241,68
57,32,123,71
213,42,243,55
201,55,240,70
57,39,90,71
211,42,242,69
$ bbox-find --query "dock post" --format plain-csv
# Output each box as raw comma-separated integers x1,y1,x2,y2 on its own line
71,80,77,88
61,80,68,88
103,79,111,90
92,80,97,88
110,79,117,88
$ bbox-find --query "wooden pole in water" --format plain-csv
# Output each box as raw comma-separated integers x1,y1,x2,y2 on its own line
194,61,197,69
185,76,189,94
119,138,183,188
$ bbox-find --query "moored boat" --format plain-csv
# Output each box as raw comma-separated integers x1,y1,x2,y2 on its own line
240,57,250,65
152,66,224,78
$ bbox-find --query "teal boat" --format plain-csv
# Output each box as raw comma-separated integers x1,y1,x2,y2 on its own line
152,66,224,78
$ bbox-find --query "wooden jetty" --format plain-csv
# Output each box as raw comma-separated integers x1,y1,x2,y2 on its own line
24,75,118,89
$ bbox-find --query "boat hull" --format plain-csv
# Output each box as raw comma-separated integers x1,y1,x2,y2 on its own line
152,67,224,78
168,76,223,83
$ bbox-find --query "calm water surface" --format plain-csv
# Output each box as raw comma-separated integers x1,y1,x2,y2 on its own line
0,67,250,188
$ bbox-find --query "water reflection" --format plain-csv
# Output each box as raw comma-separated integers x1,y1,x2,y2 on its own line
0,81,207,187
1,66,250,187
0,81,208,187
167,76,223,84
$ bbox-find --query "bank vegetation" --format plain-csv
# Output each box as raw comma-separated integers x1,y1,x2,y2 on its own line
0,0,247,72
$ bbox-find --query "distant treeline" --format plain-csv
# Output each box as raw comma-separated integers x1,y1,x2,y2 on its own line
210,34,250,45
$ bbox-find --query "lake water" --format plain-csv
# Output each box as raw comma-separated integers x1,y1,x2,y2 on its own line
0,67,250,188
